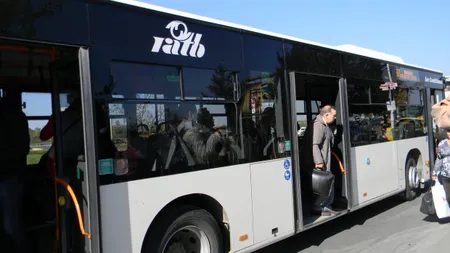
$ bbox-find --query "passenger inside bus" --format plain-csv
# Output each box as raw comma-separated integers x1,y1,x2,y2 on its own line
39,94,83,178
0,91,30,253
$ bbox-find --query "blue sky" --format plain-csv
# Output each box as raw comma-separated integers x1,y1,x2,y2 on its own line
144,0,449,75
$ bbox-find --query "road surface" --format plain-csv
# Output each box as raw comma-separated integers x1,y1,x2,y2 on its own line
255,195,450,253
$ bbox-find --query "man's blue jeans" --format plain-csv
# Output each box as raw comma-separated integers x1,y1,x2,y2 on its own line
0,175,26,253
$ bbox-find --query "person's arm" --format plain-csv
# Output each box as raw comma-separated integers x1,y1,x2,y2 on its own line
312,122,325,168
40,117,54,141
433,143,444,179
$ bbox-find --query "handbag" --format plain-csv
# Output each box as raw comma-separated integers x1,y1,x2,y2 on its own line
311,169,335,196
431,99,450,129
431,179,450,219
419,188,435,216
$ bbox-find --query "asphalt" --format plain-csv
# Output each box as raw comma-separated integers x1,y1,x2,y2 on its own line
255,195,450,253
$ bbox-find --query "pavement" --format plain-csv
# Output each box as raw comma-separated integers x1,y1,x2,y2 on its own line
255,195,450,253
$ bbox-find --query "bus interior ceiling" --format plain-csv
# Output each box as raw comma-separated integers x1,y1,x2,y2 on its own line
294,74,348,226
0,39,82,252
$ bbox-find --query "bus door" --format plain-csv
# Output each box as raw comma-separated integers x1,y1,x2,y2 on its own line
48,47,100,253
0,40,96,253
288,72,349,229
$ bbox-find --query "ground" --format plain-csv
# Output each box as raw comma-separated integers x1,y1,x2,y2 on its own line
256,196,450,253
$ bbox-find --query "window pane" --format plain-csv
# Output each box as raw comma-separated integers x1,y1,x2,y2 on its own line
110,62,180,99
22,92,72,116
347,83,369,104
22,92,52,116
241,35,290,162
183,68,234,100
97,99,240,185
347,78,426,147
370,83,389,104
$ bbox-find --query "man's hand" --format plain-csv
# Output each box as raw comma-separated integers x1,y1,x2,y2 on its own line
315,163,324,169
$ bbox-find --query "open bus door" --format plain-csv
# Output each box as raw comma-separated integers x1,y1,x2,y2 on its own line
47,47,100,253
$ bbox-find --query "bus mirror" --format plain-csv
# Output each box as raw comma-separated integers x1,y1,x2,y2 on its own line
22,101,26,109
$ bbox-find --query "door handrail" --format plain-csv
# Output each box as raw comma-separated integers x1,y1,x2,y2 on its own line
54,178,92,239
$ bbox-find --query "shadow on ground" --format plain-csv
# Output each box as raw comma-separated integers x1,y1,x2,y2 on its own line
255,196,406,253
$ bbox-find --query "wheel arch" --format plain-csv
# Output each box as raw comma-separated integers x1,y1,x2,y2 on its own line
140,193,231,252
406,148,421,168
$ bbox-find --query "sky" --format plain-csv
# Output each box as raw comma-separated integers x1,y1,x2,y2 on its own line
143,0,450,75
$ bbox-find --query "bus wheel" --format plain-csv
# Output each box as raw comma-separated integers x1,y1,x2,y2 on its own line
143,206,223,253
405,157,419,201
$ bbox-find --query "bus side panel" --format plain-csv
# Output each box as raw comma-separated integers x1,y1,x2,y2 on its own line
250,158,295,245
395,136,430,185
99,164,254,253
351,141,399,205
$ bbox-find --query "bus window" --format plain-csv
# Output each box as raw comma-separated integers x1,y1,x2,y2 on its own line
97,62,241,184
240,35,290,162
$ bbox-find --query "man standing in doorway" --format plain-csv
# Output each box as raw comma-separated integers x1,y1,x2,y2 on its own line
306,105,338,216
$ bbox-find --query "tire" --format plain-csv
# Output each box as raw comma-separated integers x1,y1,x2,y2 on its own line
142,205,223,253
404,157,418,201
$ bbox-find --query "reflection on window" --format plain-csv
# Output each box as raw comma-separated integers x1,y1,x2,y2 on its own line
98,60,291,185
347,84,369,104
241,70,289,161
183,67,235,100
370,83,389,104
110,118,128,151
347,79,426,147
99,100,241,185
110,62,180,99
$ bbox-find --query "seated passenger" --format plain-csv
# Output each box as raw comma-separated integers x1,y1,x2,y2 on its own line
177,108,225,165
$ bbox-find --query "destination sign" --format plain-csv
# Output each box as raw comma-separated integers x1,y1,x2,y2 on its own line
395,67,419,82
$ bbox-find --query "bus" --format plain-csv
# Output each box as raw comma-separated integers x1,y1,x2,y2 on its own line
0,0,445,253
446,76,450,94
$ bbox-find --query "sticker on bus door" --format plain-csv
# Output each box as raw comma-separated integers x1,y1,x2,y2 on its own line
98,159,114,175
284,159,291,181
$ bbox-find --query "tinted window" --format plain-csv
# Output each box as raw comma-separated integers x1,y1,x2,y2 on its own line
240,34,290,162
183,67,236,100
97,62,241,185
284,43,341,76
347,79,389,147
110,62,181,99
342,55,387,81
347,78,426,147
0,1,89,45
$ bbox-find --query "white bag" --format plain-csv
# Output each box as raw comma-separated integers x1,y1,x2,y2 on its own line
431,180,450,219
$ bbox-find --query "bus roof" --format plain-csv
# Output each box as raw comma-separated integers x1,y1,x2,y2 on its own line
111,0,442,74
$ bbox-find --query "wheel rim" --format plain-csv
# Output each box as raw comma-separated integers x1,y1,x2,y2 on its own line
163,225,211,253
408,164,420,190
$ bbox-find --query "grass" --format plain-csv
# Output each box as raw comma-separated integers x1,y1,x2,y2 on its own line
27,148,47,165
26,143,128,165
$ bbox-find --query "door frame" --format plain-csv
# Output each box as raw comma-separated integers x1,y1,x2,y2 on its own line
288,71,351,232
78,47,102,253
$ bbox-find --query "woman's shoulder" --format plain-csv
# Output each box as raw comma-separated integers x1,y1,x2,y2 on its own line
438,139,449,147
